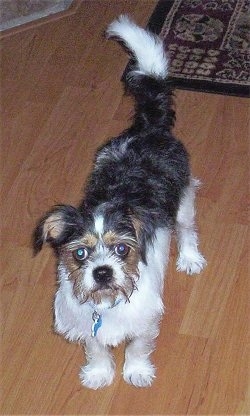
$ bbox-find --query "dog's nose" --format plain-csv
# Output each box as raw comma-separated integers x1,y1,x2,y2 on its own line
93,266,113,284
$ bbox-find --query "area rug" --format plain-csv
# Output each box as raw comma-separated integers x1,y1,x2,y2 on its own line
147,0,250,97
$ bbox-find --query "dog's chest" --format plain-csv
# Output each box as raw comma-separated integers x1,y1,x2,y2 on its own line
54,282,162,346
90,301,156,346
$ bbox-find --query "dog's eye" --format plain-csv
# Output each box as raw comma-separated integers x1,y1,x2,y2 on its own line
114,243,130,257
73,247,89,262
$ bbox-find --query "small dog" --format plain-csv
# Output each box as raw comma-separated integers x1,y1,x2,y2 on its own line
34,15,206,389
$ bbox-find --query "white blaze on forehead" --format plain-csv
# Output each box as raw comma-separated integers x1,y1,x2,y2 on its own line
94,215,104,236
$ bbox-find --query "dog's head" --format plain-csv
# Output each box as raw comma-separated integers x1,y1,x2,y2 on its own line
34,202,154,308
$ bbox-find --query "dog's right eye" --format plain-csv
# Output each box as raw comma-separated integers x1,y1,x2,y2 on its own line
73,247,89,262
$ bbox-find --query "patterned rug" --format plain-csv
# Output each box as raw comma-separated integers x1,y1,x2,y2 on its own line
148,0,250,97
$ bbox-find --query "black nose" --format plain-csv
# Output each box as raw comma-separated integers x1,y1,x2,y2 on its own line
93,266,113,284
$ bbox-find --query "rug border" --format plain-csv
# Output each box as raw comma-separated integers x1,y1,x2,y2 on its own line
147,0,250,98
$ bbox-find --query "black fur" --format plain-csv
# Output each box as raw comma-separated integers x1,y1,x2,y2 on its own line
33,205,86,254
34,57,190,263
81,71,189,260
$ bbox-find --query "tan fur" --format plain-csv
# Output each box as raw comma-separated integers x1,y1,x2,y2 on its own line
102,231,119,246
81,233,98,248
43,213,64,240
130,215,142,239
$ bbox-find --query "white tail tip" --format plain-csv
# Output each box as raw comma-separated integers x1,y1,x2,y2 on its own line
107,15,168,78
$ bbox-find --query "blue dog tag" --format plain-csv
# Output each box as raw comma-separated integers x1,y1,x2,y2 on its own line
91,312,102,337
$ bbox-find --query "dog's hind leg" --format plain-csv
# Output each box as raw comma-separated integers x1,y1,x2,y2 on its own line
176,178,207,275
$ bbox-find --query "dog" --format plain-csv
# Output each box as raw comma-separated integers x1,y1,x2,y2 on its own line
33,15,206,389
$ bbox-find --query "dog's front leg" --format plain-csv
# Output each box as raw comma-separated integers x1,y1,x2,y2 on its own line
123,335,156,387
79,337,115,389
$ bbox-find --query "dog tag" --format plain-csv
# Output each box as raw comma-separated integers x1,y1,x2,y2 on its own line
91,311,102,337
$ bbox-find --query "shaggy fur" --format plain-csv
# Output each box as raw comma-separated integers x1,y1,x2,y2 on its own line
34,15,206,389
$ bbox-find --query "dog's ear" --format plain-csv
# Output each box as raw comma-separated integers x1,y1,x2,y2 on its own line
33,205,84,254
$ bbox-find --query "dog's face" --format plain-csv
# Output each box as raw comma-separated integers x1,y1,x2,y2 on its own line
34,204,145,308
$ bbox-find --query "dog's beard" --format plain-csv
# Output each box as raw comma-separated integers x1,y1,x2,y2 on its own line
72,270,138,307
63,256,139,307
89,282,134,307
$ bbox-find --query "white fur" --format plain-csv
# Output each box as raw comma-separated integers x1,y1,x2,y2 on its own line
94,215,104,236
123,337,156,387
79,337,115,389
107,15,168,78
54,228,171,388
176,178,207,274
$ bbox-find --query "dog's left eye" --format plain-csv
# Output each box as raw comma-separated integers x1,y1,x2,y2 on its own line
114,243,130,257
73,247,89,262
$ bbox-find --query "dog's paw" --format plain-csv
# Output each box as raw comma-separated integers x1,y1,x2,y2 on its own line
123,360,156,387
177,250,207,275
79,361,115,389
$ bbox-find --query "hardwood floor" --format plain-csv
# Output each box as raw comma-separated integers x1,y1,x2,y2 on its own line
1,1,249,414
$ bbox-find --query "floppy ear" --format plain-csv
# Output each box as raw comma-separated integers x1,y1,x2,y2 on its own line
33,205,84,254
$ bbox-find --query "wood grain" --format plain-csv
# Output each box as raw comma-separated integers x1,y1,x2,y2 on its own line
1,1,249,414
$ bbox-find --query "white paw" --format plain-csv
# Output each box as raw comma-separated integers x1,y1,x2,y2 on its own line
123,360,156,387
79,362,115,389
177,250,207,275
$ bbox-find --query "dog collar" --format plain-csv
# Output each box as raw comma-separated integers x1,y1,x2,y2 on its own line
91,298,122,337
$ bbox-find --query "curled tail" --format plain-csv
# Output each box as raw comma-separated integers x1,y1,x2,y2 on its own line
106,15,175,131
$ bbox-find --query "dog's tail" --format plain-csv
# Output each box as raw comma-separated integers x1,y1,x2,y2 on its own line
106,15,175,131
